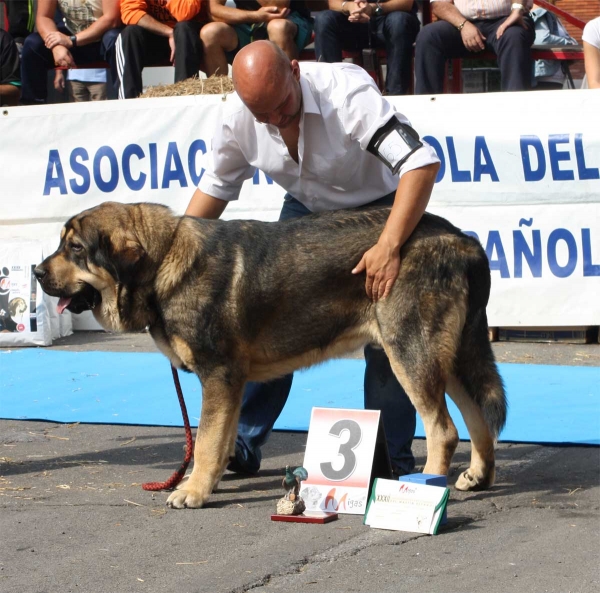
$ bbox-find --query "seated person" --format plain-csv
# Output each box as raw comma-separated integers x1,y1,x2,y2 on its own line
582,16,600,89
20,0,121,104
4,0,36,53
415,0,535,94
200,0,313,77
54,67,109,101
314,0,420,95
117,0,206,99
0,28,21,106
530,2,577,90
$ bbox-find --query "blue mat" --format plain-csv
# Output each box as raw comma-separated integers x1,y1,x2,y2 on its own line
1,350,598,445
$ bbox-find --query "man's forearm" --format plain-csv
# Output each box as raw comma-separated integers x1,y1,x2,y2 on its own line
380,163,439,250
185,188,229,219
209,3,263,24
36,15,59,39
71,15,121,45
431,2,469,27
136,14,174,37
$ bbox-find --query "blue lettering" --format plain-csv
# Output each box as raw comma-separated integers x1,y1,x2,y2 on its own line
43,149,67,195
582,229,600,277
69,148,90,195
574,134,600,180
548,134,574,181
473,136,499,182
547,229,577,277
422,135,445,183
162,142,188,189
252,170,274,185
520,135,546,182
188,139,206,186
485,231,510,278
93,146,119,193
446,137,471,182
513,229,542,278
149,143,158,190
122,144,146,191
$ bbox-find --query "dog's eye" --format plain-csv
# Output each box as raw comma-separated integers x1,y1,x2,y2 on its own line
70,243,84,253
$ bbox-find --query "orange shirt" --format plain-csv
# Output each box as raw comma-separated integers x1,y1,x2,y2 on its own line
121,0,203,28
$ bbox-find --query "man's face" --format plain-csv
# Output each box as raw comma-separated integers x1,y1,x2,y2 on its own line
241,62,302,129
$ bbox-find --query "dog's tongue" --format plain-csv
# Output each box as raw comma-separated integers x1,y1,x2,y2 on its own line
57,297,72,315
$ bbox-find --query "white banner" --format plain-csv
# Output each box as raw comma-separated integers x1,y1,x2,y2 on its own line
1,90,598,325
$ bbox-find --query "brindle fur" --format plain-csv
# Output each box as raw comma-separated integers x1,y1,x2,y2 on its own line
35,201,507,508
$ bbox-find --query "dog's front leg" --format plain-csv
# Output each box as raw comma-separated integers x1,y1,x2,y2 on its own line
167,374,243,509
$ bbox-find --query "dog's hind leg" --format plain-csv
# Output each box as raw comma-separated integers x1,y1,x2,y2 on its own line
446,308,507,491
382,341,459,478
167,372,244,509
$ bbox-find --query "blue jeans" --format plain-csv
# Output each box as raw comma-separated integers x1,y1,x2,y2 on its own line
314,9,420,96
20,27,121,104
231,193,417,476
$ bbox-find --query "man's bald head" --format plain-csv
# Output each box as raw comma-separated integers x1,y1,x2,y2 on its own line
232,41,292,99
232,41,302,128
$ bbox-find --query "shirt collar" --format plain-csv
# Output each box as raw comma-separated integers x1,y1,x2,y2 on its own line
300,73,320,116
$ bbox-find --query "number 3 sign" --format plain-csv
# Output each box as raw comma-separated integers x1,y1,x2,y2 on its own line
300,408,392,515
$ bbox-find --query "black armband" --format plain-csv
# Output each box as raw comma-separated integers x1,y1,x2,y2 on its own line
367,116,423,174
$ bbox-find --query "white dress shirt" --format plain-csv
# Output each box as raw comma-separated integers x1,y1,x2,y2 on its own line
198,62,440,213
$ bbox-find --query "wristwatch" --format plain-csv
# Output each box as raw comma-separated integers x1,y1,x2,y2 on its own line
374,1,384,17
511,3,525,11
70,35,77,47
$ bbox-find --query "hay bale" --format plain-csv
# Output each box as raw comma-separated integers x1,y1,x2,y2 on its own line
141,75,235,98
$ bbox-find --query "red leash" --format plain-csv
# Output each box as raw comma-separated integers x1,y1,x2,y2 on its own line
142,365,193,491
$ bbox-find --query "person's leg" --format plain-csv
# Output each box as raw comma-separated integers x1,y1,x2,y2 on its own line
229,194,312,474
115,25,169,99
314,10,366,62
173,20,203,82
479,17,535,91
358,191,416,476
68,80,89,102
88,81,108,101
20,32,54,104
100,27,123,97
267,17,299,59
364,345,417,476
200,22,239,77
414,20,470,94
374,10,420,95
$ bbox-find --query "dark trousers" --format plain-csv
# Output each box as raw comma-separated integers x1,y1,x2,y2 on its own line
232,193,417,477
414,16,535,94
314,9,420,95
20,27,120,104
115,22,203,99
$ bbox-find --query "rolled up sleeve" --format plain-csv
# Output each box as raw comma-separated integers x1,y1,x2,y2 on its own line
198,122,256,201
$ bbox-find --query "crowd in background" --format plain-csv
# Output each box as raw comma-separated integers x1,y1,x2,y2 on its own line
1,0,599,107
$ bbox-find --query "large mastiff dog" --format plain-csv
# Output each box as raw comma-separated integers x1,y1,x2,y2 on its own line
35,202,506,509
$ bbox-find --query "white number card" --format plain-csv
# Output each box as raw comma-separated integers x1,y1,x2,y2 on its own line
300,407,388,515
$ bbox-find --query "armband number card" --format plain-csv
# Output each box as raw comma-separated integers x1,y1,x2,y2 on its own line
300,407,392,515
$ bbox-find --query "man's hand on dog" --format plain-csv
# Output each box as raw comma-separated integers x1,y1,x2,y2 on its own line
352,239,401,302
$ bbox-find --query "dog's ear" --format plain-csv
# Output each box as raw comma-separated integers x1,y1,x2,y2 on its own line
109,230,146,277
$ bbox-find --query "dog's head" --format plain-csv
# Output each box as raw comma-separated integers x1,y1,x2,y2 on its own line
34,202,161,330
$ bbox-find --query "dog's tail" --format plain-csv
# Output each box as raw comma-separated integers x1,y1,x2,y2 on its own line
453,242,507,440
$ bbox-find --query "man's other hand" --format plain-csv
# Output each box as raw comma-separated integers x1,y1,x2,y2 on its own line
461,22,486,52
352,239,401,302
496,10,529,39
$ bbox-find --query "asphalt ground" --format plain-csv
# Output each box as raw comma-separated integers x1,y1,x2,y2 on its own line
1,332,599,593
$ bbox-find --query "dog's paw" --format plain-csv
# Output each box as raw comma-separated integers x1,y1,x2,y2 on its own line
166,486,208,509
455,468,493,492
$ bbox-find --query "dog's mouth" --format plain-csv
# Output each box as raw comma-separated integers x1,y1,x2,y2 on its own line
57,284,101,315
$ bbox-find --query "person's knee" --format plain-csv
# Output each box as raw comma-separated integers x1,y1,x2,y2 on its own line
21,32,44,59
119,24,145,44
497,24,534,52
314,10,340,34
267,18,296,41
200,22,232,47
415,21,449,53
173,20,198,41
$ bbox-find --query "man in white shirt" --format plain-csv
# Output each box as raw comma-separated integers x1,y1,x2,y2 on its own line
186,40,440,477
415,0,535,94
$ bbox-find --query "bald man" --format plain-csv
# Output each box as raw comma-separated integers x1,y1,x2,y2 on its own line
186,41,440,478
